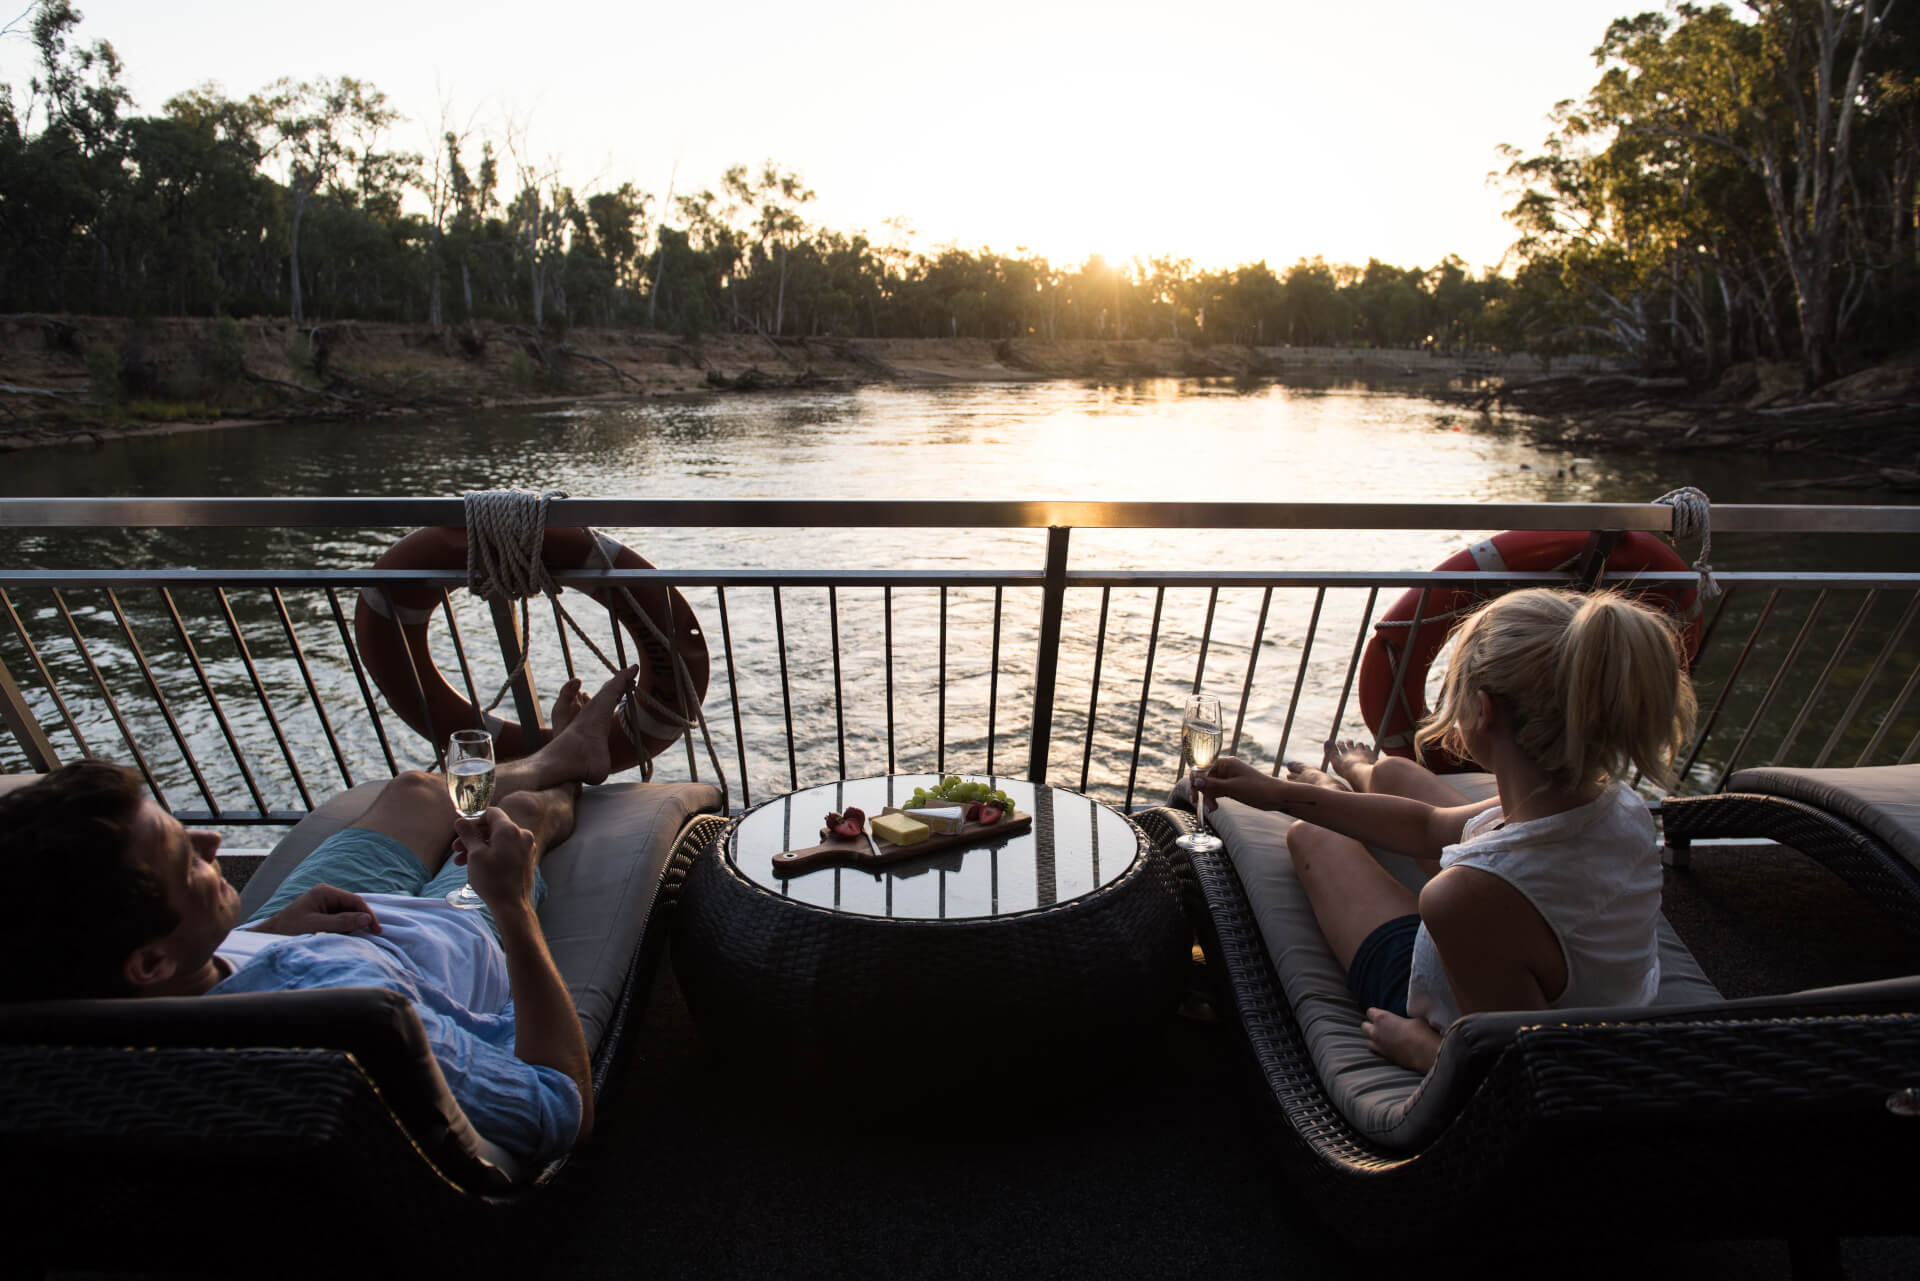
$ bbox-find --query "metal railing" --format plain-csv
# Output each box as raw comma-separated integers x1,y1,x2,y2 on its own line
5,498,1920,826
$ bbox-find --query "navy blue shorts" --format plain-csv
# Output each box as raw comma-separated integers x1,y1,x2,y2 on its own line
1346,913,1419,1017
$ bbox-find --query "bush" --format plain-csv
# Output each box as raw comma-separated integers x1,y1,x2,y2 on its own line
194,317,247,392
84,347,122,404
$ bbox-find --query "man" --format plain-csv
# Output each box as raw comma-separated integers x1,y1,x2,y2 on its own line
1,665,640,1167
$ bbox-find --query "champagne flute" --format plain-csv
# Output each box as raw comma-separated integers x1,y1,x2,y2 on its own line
444,729,496,909
1176,694,1225,853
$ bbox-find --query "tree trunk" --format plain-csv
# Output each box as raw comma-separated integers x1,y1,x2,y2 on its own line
1798,267,1840,388
775,241,788,337
427,224,444,329
289,184,309,327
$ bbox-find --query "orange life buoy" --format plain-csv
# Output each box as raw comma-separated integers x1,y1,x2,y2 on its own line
1357,531,1702,771
353,526,709,771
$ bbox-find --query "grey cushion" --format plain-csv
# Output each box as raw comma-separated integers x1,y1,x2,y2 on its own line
1210,773,1719,1152
1727,764,1920,874
239,778,722,1055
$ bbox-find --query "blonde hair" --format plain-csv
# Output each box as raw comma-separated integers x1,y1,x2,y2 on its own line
1414,587,1698,790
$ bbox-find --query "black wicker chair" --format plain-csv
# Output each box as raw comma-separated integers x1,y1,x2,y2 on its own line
1134,805,1920,1260
1661,765,1920,939
0,781,728,1272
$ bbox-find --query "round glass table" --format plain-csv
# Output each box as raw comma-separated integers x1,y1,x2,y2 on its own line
731,774,1139,920
674,774,1191,1071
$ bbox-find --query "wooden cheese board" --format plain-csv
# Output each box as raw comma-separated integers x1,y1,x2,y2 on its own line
771,805,1033,876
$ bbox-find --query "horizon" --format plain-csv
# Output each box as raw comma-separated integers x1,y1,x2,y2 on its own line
0,0,1651,277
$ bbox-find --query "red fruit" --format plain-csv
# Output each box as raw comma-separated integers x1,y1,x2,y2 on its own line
824,807,866,838
965,801,1004,825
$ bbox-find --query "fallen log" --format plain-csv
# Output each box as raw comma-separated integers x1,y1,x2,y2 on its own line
243,371,358,405
0,383,84,398
555,343,647,390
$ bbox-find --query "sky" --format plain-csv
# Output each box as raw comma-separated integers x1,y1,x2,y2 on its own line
2,0,1651,275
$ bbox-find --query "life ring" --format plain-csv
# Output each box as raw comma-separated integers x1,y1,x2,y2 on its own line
1357,531,1702,771
353,526,709,771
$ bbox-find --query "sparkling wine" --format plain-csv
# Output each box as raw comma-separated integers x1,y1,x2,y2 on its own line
448,758,496,816
1183,719,1222,773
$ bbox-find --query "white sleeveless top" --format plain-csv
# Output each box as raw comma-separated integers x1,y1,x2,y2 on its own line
1406,781,1662,1032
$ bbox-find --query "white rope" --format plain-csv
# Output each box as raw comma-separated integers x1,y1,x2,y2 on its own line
1654,486,1721,599
465,487,566,599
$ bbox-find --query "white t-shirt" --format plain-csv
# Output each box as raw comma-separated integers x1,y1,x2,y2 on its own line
216,893,506,1009
1406,781,1663,1032
211,894,579,1164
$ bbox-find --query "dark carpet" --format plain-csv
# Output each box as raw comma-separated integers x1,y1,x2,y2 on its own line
521,840,1920,1281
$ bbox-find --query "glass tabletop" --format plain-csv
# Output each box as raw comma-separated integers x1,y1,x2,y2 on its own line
730,774,1142,921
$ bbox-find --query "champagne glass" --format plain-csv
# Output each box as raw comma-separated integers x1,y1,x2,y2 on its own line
444,729,496,909
1176,694,1224,853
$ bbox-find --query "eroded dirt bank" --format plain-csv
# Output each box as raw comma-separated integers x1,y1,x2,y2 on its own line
0,315,1554,452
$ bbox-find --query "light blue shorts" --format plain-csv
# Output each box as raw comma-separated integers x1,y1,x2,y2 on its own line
244,826,548,940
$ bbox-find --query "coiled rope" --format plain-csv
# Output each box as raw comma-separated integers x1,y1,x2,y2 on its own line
461,487,726,799
1653,486,1721,600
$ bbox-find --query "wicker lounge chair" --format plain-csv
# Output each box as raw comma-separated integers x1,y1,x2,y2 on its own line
0,775,726,1271
1661,764,1920,938
1136,788,1920,1257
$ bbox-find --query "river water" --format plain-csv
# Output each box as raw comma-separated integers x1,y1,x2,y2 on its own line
3,377,1910,815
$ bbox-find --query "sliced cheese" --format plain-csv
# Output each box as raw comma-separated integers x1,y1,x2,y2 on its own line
904,806,966,834
871,812,930,846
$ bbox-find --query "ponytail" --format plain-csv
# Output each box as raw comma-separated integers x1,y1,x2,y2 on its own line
1416,588,1697,790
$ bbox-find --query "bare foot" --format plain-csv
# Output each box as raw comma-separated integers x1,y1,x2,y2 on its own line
1327,738,1380,792
549,677,586,736
536,665,636,787
1282,758,1351,791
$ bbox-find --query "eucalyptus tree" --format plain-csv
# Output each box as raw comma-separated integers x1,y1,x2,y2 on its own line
730,162,814,336
258,76,407,326
1536,1,1906,385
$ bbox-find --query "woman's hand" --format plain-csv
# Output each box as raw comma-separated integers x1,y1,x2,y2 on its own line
1195,756,1284,813
1362,1007,1443,1074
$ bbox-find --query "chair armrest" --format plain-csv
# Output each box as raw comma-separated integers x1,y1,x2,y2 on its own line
0,987,524,1191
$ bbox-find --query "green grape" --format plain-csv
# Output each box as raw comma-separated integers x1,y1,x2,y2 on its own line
943,776,961,790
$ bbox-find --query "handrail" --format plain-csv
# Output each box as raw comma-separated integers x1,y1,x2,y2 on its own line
5,496,1920,534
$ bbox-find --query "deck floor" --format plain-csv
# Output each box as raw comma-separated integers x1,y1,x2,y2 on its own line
525,840,1920,1281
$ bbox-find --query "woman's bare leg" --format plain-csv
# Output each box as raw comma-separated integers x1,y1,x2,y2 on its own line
1289,820,1419,971
1331,738,1472,806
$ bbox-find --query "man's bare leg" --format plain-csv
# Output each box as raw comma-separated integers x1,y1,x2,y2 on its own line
344,666,636,875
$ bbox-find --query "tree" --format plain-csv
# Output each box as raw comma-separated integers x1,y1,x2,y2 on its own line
738,162,814,336
258,76,405,326
1581,1,1903,385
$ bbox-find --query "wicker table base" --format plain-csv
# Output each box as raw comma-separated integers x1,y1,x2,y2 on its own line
673,775,1190,1070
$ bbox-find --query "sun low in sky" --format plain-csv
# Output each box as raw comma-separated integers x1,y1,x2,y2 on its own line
3,0,1646,275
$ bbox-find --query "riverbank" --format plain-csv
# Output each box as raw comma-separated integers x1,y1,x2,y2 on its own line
0,314,1581,452
1454,358,1920,488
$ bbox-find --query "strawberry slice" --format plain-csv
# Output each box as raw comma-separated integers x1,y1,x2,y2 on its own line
965,801,1004,825
822,807,866,839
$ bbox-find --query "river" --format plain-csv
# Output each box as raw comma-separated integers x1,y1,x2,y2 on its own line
2,377,1911,816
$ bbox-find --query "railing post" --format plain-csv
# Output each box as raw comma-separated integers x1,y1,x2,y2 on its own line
1027,526,1072,783
488,598,546,749
0,651,60,772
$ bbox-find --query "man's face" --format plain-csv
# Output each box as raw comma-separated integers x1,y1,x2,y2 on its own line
124,800,242,985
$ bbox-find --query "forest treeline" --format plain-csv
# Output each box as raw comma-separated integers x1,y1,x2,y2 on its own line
3,1,1917,390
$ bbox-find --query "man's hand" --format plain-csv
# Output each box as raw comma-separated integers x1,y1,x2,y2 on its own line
1195,756,1284,813
1362,1006,1443,1074
452,807,538,911
250,883,380,937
